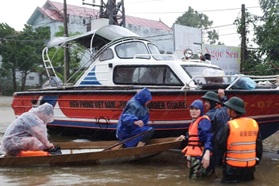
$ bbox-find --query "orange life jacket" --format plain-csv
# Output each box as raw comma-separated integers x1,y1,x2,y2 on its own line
226,118,259,167
182,115,210,157
17,150,50,157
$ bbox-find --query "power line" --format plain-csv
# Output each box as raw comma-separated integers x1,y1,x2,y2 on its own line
0,38,44,43
218,33,239,37
203,24,235,30
198,6,260,13
125,6,261,15
134,0,164,3
144,33,173,38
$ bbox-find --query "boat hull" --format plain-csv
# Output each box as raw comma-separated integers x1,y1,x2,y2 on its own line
11,88,279,140
0,137,181,167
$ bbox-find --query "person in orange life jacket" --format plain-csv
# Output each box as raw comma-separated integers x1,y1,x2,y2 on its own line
216,97,263,183
116,88,155,148
178,99,213,179
202,89,230,168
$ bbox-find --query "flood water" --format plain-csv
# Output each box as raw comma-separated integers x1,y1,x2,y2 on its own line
1,96,279,186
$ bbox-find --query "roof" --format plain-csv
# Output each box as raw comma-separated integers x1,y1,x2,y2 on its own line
39,7,63,21
126,15,171,31
27,0,171,31
48,0,99,18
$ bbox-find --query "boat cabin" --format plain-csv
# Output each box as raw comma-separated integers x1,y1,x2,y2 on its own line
43,25,228,90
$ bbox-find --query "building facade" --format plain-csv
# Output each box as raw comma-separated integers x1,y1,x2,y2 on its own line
27,0,174,54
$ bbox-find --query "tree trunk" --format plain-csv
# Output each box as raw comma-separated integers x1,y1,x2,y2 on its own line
20,71,28,91
12,68,17,92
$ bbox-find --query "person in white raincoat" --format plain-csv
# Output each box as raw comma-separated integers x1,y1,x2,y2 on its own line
1,103,54,156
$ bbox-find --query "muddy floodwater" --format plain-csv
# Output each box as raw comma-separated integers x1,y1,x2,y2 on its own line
0,96,279,186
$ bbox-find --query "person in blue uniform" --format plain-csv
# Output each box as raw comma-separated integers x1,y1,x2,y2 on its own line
201,89,230,171
116,88,154,148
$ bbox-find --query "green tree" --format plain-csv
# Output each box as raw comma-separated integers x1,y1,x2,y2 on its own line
0,23,20,93
234,0,279,75
234,9,262,74
254,0,279,74
17,25,50,90
175,7,221,44
0,23,50,92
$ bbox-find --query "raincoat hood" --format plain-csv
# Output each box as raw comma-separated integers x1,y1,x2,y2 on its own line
29,103,54,124
134,88,152,105
190,99,204,116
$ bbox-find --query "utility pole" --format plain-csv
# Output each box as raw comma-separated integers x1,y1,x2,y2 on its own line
63,0,70,82
82,0,126,27
240,4,246,73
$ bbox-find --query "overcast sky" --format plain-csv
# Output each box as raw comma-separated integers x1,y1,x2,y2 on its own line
0,0,262,46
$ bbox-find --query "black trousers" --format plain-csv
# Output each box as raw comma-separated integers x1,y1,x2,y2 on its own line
221,163,255,183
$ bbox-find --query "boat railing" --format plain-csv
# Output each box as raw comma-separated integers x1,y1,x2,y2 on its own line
42,47,60,79
181,74,279,90
42,43,94,89
248,75,279,83
41,47,63,88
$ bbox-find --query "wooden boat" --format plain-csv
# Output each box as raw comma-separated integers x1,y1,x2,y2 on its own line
0,137,181,167
11,25,279,140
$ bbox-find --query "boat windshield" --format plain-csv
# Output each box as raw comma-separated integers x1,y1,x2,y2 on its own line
181,65,226,85
148,43,161,54
148,43,176,61
147,43,162,60
115,41,149,59
115,41,163,60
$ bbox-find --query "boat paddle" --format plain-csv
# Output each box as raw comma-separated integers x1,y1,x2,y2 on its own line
102,130,152,151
